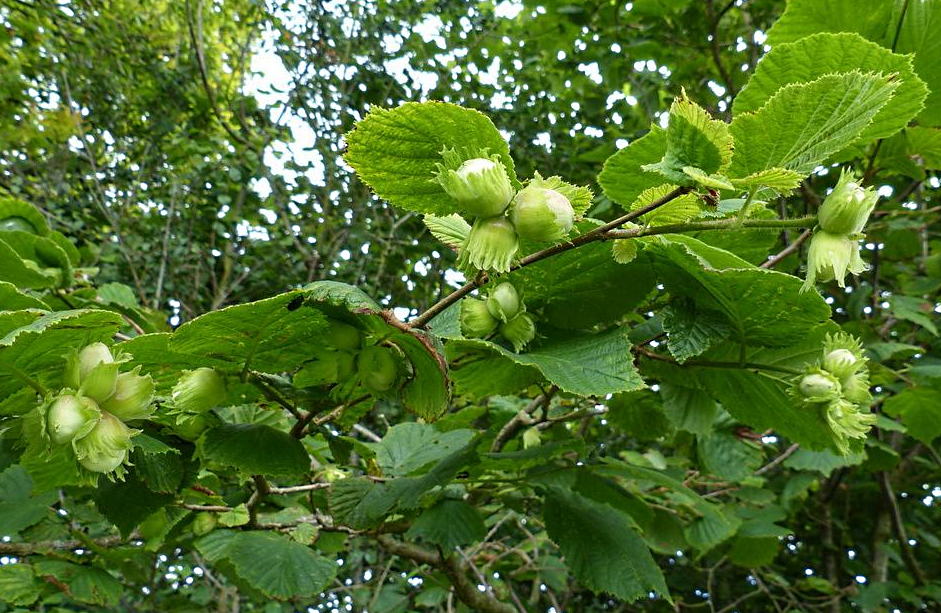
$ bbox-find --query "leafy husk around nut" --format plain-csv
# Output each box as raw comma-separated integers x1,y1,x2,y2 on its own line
817,170,878,236
795,369,841,403
74,411,139,475
460,298,499,338
435,149,514,218
801,231,868,291
510,185,575,242
101,367,155,421
46,394,101,445
171,367,228,413
500,312,536,352
64,342,115,389
823,399,877,454
486,282,521,323
457,215,519,273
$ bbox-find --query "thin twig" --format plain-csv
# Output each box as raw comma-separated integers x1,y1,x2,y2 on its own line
491,386,558,452
267,483,332,494
761,229,812,269
877,470,925,585
755,443,800,475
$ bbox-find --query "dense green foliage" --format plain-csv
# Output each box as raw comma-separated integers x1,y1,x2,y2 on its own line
1,1,941,612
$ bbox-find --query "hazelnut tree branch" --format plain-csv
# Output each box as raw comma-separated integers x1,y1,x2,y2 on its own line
605,215,816,239
409,186,691,329
411,187,815,330
376,534,516,613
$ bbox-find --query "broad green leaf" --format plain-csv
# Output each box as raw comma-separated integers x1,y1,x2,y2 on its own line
304,281,451,421
94,472,175,537
118,333,232,390
882,387,941,444
891,0,941,125
628,184,702,226
684,509,741,552
0,310,42,338
644,351,836,450
0,281,49,310
373,423,475,476
542,486,669,602
405,500,486,550
484,439,587,470
169,290,329,373
331,439,478,529
765,0,893,47
0,564,38,606
646,509,689,555
448,346,544,399
598,127,671,208
302,279,382,315
606,391,672,441
138,507,189,550
682,167,734,191
0,238,59,288
735,33,927,144
329,477,400,529
644,235,831,347
729,72,899,178
594,462,718,518
888,295,938,335
783,448,867,475
448,326,645,396
32,560,122,606
612,239,638,264
508,236,658,330
731,168,803,192
642,95,733,183
697,431,763,481
423,214,471,249
228,532,336,599
0,465,54,535
344,102,517,215
0,309,122,398
728,536,781,567
98,282,139,308
0,197,51,235
218,503,251,527
661,302,731,363
199,424,310,479
660,383,718,435
0,231,72,284
197,531,336,599
876,127,941,177
131,435,183,494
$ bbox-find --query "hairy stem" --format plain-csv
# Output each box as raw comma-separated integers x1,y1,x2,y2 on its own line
606,215,816,239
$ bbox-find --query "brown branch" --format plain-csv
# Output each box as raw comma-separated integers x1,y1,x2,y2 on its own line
181,504,234,512
760,229,812,269
376,535,515,613
490,386,558,452
755,443,800,475
267,483,332,494
877,471,925,585
0,534,131,556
